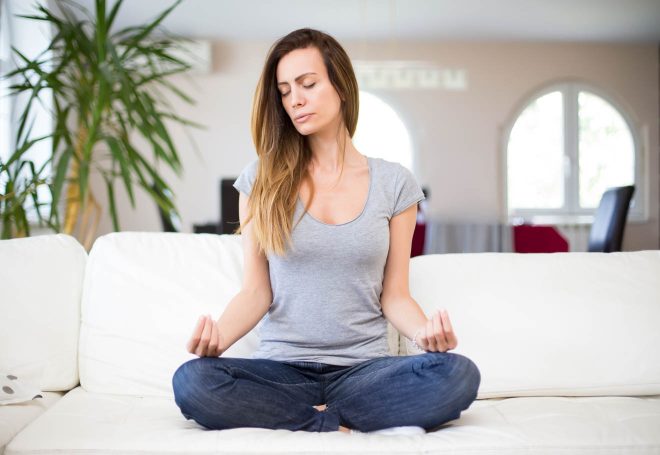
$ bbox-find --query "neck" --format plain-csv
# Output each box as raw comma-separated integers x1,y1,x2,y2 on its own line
307,123,363,173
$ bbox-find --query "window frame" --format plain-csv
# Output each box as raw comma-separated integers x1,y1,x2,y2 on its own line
502,80,646,224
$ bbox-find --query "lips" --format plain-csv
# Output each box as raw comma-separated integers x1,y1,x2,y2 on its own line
294,113,313,123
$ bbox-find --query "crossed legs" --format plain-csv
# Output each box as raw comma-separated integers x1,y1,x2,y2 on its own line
172,357,339,431
172,352,480,433
323,352,481,432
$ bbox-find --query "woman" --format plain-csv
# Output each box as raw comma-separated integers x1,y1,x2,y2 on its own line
172,28,480,434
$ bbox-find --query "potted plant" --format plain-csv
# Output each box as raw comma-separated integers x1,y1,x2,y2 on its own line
1,0,202,248
0,135,54,238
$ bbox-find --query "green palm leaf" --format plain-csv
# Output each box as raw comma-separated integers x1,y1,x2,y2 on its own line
1,0,202,239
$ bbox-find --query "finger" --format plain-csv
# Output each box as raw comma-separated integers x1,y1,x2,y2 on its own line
441,310,458,349
425,318,436,351
433,310,448,352
209,318,219,356
187,316,205,353
196,315,212,357
190,315,205,355
430,311,440,351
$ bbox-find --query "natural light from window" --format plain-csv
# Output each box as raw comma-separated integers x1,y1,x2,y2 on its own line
578,91,634,208
507,85,636,216
507,91,564,209
353,90,413,170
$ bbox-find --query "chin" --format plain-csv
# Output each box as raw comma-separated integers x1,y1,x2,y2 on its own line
295,120,331,137
295,125,318,136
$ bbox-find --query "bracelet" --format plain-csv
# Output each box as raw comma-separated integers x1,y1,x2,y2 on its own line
410,328,425,352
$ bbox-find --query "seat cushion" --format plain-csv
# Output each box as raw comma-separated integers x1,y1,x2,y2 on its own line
6,387,660,454
408,250,660,399
0,392,64,453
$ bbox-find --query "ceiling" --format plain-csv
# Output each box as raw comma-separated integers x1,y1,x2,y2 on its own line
70,0,660,43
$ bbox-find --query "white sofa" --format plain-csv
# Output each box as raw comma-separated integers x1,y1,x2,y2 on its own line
1,232,660,454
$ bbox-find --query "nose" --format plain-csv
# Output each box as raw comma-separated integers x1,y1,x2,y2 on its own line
290,87,304,109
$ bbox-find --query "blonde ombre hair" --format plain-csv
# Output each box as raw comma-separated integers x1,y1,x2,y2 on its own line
235,28,359,257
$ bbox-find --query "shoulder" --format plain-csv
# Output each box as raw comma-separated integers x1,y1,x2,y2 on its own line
233,157,260,196
370,157,412,182
371,156,404,174
369,157,424,217
243,157,259,175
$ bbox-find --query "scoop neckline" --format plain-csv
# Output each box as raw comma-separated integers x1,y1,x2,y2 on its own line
297,156,373,227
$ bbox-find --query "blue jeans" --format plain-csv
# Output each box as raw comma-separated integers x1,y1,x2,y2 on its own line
172,352,480,432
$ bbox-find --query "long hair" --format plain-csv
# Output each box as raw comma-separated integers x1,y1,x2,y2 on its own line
235,28,359,257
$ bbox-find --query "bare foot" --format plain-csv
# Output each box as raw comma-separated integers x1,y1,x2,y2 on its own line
313,405,351,432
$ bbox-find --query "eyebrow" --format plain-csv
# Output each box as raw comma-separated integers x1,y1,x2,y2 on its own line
277,72,317,86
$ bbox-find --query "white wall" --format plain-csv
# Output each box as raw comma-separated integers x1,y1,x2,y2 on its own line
90,40,659,251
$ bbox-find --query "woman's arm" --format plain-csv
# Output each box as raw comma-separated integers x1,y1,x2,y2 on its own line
216,191,273,352
380,203,457,352
187,191,272,357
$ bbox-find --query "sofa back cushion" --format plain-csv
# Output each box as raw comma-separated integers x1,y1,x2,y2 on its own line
407,250,660,399
0,234,86,392
80,232,250,397
80,232,400,397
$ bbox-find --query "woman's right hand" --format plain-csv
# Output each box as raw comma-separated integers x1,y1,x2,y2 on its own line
187,314,225,357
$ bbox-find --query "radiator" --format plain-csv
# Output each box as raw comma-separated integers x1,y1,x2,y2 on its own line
554,223,591,252
424,219,592,254
423,221,514,254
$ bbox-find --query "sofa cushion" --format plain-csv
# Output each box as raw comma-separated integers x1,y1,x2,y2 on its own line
6,386,660,454
79,232,251,398
0,391,63,454
79,232,400,398
407,251,660,399
0,234,86,392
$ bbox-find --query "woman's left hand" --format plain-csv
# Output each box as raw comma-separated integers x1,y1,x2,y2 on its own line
414,309,458,352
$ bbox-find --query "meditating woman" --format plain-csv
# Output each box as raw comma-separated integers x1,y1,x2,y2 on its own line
172,28,480,434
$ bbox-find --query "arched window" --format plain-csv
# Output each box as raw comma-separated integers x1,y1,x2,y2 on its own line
505,82,642,221
353,90,415,171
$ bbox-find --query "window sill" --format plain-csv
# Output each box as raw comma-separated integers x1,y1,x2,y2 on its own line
509,213,649,226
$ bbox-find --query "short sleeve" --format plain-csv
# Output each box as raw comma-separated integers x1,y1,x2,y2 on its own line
392,164,425,217
233,158,259,196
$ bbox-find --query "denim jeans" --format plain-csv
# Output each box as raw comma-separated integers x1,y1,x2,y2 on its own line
172,352,481,433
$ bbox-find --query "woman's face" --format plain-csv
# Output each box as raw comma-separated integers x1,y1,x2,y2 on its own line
276,46,343,137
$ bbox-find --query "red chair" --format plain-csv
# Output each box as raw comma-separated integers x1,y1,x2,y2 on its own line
411,221,426,257
411,187,429,257
513,224,569,253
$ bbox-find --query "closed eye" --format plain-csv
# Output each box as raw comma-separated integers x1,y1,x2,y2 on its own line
280,83,316,97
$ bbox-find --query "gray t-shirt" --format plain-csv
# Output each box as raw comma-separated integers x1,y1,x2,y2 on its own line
233,156,425,366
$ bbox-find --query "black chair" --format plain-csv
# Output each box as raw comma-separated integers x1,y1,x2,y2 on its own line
220,178,240,234
191,179,239,235
587,185,635,252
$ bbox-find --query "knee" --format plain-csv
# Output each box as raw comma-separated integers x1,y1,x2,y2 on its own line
421,352,481,406
172,359,197,411
172,358,218,413
449,353,481,408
